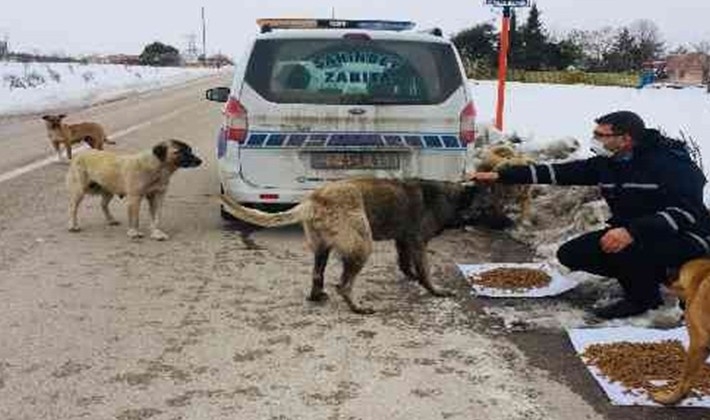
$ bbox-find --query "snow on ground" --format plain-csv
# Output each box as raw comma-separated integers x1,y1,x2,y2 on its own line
470,80,710,172
0,61,227,116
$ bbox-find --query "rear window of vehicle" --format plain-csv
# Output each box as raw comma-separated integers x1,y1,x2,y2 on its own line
244,38,464,105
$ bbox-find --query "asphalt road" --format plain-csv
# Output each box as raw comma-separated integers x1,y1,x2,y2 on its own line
0,74,703,420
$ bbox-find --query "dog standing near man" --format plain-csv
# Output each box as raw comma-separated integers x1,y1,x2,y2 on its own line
221,177,511,314
651,258,710,405
66,139,202,240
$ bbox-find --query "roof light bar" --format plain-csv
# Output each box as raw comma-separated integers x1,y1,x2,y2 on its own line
484,0,531,7
257,18,416,32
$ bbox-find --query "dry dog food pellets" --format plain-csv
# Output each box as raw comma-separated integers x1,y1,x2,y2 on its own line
468,267,551,290
581,340,710,398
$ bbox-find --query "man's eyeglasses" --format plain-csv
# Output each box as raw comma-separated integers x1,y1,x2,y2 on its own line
592,131,622,139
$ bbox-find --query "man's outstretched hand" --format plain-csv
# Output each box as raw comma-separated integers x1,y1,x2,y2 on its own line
468,172,500,183
600,228,634,253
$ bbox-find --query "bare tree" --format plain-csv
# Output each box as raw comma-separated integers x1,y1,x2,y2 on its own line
567,27,617,70
679,129,705,174
669,44,690,55
629,19,665,60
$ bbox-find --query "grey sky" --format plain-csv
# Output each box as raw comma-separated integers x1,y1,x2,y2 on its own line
2,1,709,57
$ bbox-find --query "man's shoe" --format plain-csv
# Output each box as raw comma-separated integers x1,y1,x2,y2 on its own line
592,299,661,320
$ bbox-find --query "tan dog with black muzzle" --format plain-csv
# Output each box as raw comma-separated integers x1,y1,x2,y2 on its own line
221,177,511,314
651,258,710,405
42,114,114,161
65,139,202,240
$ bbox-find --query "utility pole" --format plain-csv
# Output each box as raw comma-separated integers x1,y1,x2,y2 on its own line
201,6,207,65
494,6,511,131
486,0,530,131
331,7,335,18
184,33,199,63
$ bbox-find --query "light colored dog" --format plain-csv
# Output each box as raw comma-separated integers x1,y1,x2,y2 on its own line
42,114,114,161
65,139,202,240
476,144,535,221
221,178,510,314
651,258,710,405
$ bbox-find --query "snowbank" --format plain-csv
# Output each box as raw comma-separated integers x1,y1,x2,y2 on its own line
0,62,226,116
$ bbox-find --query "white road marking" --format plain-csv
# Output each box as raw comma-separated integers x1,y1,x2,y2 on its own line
0,103,201,185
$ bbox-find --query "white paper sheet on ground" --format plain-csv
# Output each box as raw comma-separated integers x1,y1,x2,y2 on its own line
457,262,578,298
567,326,710,407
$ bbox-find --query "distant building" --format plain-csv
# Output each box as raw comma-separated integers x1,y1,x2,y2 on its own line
84,55,108,64
105,54,141,65
665,53,709,85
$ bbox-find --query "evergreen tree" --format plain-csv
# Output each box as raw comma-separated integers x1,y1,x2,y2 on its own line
452,23,498,71
508,9,524,71
545,38,583,70
139,42,181,67
629,19,665,65
520,3,547,70
605,28,638,71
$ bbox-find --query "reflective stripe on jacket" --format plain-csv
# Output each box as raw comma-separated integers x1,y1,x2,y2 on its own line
497,129,710,246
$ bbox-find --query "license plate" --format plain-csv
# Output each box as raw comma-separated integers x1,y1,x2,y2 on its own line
310,153,400,170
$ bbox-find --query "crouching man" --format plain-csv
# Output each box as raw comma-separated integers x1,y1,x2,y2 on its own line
469,111,710,319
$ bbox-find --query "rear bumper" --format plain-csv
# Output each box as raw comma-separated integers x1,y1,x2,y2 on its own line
220,171,312,204
218,145,472,205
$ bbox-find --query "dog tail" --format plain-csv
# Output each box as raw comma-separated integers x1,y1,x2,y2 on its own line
220,194,308,227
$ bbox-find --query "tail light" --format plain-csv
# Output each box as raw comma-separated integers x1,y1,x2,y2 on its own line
223,97,248,142
459,102,477,145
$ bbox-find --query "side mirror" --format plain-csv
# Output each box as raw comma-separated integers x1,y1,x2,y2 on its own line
205,87,231,103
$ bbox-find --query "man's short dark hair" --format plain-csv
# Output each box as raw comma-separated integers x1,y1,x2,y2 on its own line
595,111,646,141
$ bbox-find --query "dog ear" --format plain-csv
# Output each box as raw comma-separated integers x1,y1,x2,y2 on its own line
169,139,190,149
41,115,50,121
153,143,168,161
58,114,66,119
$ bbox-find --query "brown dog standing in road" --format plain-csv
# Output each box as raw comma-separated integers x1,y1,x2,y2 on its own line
42,114,114,161
221,177,510,314
66,139,202,240
652,258,710,405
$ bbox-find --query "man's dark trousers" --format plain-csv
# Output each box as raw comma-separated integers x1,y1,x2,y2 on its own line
557,229,706,305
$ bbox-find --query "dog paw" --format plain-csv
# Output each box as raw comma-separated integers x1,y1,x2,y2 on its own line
433,288,456,297
307,291,329,302
150,230,170,241
353,306,376,315
107,219,121,226
126,229,143,239
68,225,81,232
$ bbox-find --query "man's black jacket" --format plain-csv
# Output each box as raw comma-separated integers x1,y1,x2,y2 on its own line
497,129,710,251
